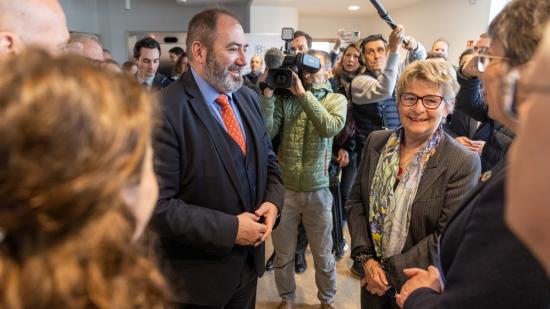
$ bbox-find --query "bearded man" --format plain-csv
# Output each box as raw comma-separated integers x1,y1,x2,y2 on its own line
150,8,284,309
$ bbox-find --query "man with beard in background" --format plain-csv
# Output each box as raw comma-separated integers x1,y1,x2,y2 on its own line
151,8,284,309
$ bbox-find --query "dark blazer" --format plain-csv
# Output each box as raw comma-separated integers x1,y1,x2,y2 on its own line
151,71,284,305
152,72,172,91
404,160,550,309
347,129,481,290
455,72,515,172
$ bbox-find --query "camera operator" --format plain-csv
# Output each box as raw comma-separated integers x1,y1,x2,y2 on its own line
349,24,426,276
262,30,320,276
261,50,347,309
291,30,312,54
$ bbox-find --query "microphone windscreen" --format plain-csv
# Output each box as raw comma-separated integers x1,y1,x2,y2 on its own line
264,47,284,69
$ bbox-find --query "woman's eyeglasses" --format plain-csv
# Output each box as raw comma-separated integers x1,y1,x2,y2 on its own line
399,93,446,109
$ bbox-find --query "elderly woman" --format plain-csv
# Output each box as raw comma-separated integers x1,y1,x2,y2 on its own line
395,0,550,308
347,58,481,309
0,49,165,308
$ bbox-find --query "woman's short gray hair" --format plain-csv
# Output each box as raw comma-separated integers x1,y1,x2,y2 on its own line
396,59,460,113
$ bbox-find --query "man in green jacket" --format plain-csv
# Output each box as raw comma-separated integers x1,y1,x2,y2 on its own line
261,50,347,309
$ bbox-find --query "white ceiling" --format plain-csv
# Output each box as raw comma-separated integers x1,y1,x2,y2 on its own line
251,0,427,16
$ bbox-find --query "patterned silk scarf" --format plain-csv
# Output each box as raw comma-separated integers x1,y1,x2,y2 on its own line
369,126,444,259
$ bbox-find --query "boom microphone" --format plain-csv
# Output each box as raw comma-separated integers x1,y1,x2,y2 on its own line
264,47,284,69
369,0,409,45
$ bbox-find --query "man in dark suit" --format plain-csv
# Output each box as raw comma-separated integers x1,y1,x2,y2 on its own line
134,37,172,92
151,8,284,309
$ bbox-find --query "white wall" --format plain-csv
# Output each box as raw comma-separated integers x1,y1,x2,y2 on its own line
298,16,375,40
299,0,493,65
489,0,511,23
58,0,100,34
60,0,250,63
250,6,298,34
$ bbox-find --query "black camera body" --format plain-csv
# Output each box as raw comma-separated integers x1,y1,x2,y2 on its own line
266,28,321,90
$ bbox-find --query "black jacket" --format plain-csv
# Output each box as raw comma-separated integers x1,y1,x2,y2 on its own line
151,71,284,305
152,72,172,91
455,72,514,171
404,160,550,309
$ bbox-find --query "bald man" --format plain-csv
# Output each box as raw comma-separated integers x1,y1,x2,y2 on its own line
68,32,104,61
0,0,69,57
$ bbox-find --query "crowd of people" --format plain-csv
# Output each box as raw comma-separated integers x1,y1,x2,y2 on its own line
1,0,550,308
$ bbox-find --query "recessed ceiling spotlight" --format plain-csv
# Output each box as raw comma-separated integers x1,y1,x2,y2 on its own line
348,5,360,11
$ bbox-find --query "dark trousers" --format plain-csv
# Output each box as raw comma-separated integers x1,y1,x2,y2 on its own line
296,221,308,255
172,257,257,309
360,287,399,309
340,152,358,222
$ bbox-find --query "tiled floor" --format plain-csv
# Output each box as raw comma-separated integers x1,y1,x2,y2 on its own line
256,228,361,309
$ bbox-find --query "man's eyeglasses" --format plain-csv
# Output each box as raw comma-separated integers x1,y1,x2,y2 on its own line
476,47,508,73
399,93,446,109
502,69,550,119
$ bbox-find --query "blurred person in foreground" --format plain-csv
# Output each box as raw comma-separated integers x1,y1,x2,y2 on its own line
347,59,480,309
0,49,166,308
395,0,550,308
507,22,550,279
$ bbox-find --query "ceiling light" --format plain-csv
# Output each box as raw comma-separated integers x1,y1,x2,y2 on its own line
348,5,360,11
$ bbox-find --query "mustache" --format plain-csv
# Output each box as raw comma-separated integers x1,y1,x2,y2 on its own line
227,64,243,74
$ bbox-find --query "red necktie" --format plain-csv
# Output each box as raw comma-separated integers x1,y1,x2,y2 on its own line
215,95,247,155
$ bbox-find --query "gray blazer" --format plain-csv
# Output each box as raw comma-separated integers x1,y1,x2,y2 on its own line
347,129,481,290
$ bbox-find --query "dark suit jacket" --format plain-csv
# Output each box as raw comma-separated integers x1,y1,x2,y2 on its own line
404,160,550,309
151,71,284,305
152,72,172,91
347,129,481,290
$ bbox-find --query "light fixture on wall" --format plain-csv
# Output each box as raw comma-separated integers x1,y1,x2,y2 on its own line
176,0,188,3
125,0,131,10
348,5,360,11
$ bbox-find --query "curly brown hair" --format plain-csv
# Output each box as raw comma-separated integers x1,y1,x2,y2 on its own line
0,49,167,308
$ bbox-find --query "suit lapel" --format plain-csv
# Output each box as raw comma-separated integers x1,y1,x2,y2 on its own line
412,138,447,202
368,132,448,203
443,159,507,230
183,73,247,208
